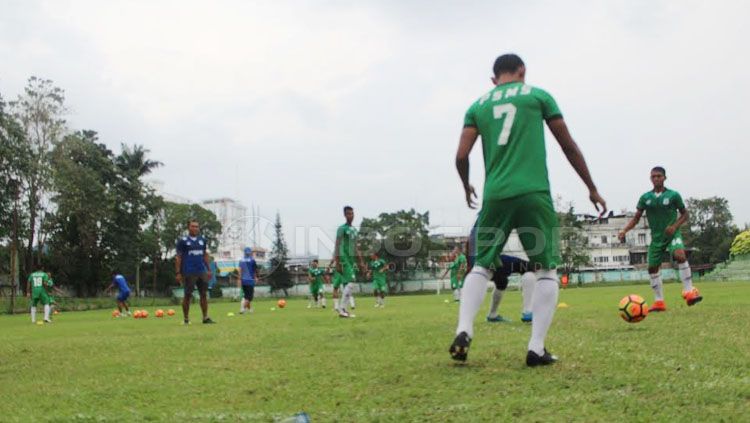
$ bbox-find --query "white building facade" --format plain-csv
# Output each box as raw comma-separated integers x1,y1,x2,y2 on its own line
201,198,248,260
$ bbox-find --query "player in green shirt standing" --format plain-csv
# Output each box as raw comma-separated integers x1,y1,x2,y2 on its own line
333,206,365,318
26,269,52,324
307,260,327,308
440,246,468,302
450,54,606,366
618,166,702,311
367,252,389,308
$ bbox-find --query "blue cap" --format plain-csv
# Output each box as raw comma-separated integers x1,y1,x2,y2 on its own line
244,247,253,255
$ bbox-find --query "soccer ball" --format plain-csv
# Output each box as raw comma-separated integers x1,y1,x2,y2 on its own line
112,310,121,318
167,309,175,316
155,309,164,318
277,299,287,309
618,294,649,323
141,310,149,318
133,310,142,319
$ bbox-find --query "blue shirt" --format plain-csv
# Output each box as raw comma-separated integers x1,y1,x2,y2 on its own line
176,236,208,275
239,257,256,286
113,274,130,293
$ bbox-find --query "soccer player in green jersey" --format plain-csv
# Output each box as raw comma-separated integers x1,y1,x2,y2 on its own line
307,260,327,308
618,167,702,311
449,54,606,366
26,269,52,323
440,246,468,302
333,206,365,318
367,252,389,308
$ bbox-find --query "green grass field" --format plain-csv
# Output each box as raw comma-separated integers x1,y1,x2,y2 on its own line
2,282,748,422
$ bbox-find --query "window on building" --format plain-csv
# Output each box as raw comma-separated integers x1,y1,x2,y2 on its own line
638,233,646,245
601,235,607,244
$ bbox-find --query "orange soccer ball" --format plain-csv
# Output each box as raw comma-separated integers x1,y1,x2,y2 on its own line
141,310,149,318
112,310,121,318
167,309,175,316
618,294,649,323
155,309,164,318
277,299,287,309
133,310,142,318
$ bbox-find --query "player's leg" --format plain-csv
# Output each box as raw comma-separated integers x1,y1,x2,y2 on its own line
30,294,39,323
517,193,560,366
182,276,195,323
671,236,702,306
647,243,667,312
520,271,535,322
486,272,509,322
41,292,51,322
197,276,213,323
246,286,254,313
451,201,512,361
339,263,356,317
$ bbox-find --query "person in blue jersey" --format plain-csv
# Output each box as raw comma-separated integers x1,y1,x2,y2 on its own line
105,271,132,317
238,247,259,314
175,219,215,324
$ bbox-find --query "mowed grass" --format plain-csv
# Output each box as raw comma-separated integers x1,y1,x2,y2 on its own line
1,282,749,422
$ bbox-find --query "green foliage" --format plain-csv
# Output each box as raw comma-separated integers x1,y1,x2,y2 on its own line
359,209,433,285
10,77,68,275
268,212,292,295
729,230,750,257
1,283,748,421
682,197,739,263
0,95,30,240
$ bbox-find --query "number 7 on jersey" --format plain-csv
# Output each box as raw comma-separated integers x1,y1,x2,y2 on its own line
493,104,517,146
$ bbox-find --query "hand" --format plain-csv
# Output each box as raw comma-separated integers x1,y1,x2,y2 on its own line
664,225,676,237
206,271,213,280
589,190,607,217
464,184,478,209
617,231,626,243
175,273,183,285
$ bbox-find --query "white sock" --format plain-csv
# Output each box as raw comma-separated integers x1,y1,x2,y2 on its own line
527,270,559,355
488,288,503,318
649,273,664,301
455,267,491,337
349,294,355,308
240,300,246,312
31,306,36,322
320,296,326,307
453,289,460,301
334,298,339,310
341,284,354,313
521,272,536,314
678,262,693,292
44,304,51,320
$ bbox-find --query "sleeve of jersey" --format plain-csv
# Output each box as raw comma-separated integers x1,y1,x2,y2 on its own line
674,192,686,209
636,194,646,210
463,102,478,128
538,90,563,120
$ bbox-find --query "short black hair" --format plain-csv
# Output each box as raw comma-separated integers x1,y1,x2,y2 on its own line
651,166,666,176
312,259,318,263
343,206,353,213
493,54,525,77
187,219,199,227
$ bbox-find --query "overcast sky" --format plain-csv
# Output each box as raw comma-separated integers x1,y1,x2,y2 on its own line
2,0,748,258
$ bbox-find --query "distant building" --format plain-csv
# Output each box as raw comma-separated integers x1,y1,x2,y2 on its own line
147,179,192,204
578,212,652,270
201,198,248,260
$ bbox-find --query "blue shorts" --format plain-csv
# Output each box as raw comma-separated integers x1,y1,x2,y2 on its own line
117,291,131,302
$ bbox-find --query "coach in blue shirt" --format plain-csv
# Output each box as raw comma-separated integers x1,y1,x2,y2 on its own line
175,219,215,324
238,247,258,314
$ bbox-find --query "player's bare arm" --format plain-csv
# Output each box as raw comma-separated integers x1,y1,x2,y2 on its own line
204,252,212,279
333,236,342,271
666,207,689,236
546,118,606,214
618,209,644,242
175,255,182,285
456,126,479,209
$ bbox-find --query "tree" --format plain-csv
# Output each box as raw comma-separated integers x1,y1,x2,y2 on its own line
359,209,434,289
556,201,591,273
729,230,750,257
0,94,29,240
682,197,739,264
46,131,116,296
268,212,292,296
10,77,67,275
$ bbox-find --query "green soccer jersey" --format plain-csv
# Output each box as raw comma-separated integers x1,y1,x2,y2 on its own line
464,81,562,201
28,271,49,294
637,189,685,241
337,224,358,263
450,254,467,279
369,259,387,283
308,267,325,284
